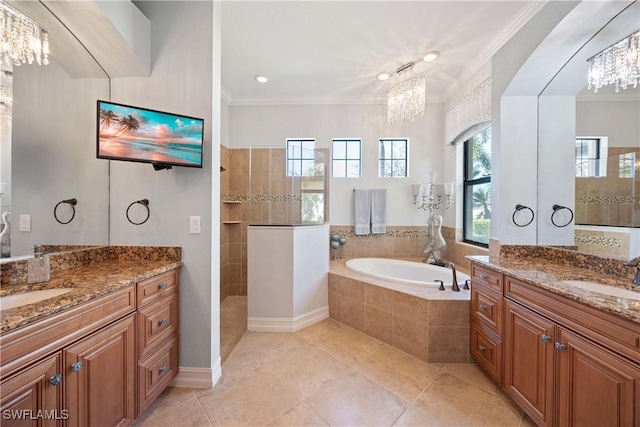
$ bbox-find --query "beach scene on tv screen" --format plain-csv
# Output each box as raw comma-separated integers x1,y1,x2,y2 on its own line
99,102,203,166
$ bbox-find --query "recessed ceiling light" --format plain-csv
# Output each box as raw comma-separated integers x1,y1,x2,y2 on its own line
375,72,390,81
422,51,440,62
254,75,268,83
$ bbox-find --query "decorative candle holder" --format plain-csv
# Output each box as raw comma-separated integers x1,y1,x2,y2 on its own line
411,172,454,266
338,237,347,259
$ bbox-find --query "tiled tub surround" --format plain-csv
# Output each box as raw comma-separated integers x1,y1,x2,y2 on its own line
0,246,182,332
329,260,471,363
329,225,488,270
470,248,640,324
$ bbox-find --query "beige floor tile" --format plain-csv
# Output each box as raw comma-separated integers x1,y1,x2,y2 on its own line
305,320,385,364
295,318,344,342
133,386,198,425
266,402,329,427
304,370,408,426
265,343,353,400
355,344,443,401
411,372,523,426
198,368,300,426
441,363,507,400
519,412,538,427
134,398,212,427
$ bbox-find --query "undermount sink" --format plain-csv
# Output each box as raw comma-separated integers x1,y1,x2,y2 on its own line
562,280,640,300
0,288,74,311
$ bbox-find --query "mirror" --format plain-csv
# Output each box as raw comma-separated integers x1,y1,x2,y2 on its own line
538,2,639,259
0,1,110,260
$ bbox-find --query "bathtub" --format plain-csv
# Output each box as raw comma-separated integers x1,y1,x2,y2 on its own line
345,257,470,287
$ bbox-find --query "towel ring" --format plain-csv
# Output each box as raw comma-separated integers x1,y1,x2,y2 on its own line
54,198,77,224
551,204,574,228
126,199,150,225
512,204,534,227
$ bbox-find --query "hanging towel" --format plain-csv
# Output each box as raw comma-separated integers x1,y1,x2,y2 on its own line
354,189,371,235
371,189,387,234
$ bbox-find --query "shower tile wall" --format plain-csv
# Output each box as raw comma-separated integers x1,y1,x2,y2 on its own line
220,145,230,301
575,147,639,227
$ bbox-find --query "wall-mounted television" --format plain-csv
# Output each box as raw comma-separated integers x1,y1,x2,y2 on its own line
97,100,204,169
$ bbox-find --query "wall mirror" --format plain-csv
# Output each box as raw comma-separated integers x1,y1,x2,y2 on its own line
0,1,110,260
538,1,639,259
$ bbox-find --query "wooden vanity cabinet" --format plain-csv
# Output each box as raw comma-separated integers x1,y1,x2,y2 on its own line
0,267,181,426
0,352,64,427
470,261,640,427
136,269,179,416
64,314,136,427
469,264,504,384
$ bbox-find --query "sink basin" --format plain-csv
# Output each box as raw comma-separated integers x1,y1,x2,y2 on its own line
0,288,74,311
562,280,640,300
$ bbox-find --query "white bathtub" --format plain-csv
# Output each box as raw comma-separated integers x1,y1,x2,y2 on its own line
345,258,470,287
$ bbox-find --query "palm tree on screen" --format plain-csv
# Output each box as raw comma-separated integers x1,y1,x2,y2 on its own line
99,109,119,133
115,115,140,137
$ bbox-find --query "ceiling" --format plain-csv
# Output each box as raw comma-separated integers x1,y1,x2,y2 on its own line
220,1,545,106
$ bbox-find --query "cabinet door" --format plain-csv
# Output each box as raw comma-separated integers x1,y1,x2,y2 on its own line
64,314,136,427
504,300,555,427
0,352,64,427
556,328,640,427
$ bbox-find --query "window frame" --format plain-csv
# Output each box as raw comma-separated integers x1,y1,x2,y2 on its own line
286,138,316,177
462,129,491,248
331,138,362,178
378,138,409,178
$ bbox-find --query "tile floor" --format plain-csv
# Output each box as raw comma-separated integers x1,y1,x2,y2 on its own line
135,297,536,427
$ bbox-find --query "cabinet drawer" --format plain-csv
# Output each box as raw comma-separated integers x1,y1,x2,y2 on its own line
138,293,179,360
470,321,503,384
471,284,504,337
138,336,178,415
137,270,178,307
472,264,503,293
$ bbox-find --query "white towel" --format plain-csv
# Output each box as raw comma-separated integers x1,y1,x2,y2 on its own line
354,189,371,235
371,189,387,234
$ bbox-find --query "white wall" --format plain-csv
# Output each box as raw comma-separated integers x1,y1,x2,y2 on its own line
576,100,640,148
109,1,219,372
229,103,446,226
11,60,110,257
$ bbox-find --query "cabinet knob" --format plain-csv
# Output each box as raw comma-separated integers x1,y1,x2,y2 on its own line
159,366,168,375
478,304,487,311
479,274,487,280
554,342,565,351
160,318,168,327
541,334,551,343
49,374,63,386
477,345,486,352
71,361,84,372
159,283,168,290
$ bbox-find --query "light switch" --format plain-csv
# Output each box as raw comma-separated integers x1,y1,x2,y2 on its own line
189,216,201,234
19,214,31,232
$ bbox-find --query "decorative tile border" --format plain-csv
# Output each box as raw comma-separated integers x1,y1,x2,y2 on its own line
575,195,638,204
222,194,302,202
328,227,455,240
574,234,622,248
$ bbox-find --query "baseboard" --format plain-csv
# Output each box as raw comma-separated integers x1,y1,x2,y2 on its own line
170,361,221,389
248,306,329,332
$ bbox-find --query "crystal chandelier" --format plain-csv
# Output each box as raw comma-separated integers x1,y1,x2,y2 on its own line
0,1,49,66
587,31,639,93
388,62,425,125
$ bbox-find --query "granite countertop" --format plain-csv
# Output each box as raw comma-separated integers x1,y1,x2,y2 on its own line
468,255,640,324
0,259,182,333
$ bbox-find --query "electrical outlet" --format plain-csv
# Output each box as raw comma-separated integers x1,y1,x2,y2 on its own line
19,214,31,232
189,216,201,234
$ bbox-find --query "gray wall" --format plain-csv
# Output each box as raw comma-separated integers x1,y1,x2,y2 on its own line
110,1,218,370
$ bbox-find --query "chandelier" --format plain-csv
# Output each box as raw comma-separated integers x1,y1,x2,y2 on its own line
0,1,49,66
387,62,425,125
587,31,639,93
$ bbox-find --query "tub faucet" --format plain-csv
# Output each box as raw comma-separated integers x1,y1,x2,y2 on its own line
625,256,640,286
447,262,460,292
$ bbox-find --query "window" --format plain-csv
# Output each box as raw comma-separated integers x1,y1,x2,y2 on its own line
378,138,408,178
619,153,635,179
575,138,601,177
332,139,361,178
463,127,491,247
286,139,315,176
